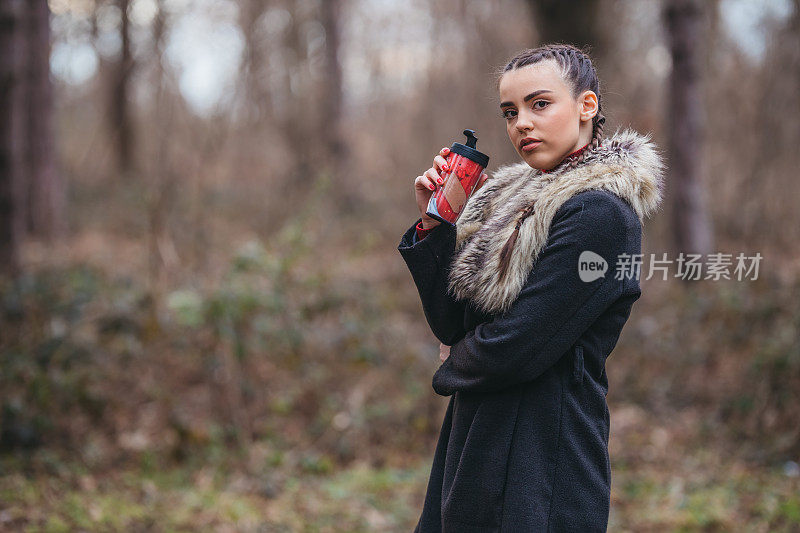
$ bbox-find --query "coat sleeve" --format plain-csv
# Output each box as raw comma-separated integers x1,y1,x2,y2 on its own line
431,191,637,396
397,218,468,345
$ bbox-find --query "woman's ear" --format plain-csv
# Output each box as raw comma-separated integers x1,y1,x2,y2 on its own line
578,90,599,123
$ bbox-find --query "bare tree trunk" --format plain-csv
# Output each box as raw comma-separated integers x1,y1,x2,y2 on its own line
239,0,272,126
146,0,174,304
0,0,24,275
320,0,346,167
111,0,135,175
664,0,714,258
528,0,606,57
319,0,352,207
24,0,63,240
279,1,313,191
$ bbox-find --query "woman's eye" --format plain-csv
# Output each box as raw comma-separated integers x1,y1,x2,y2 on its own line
501,109,517,120
533,100,549,109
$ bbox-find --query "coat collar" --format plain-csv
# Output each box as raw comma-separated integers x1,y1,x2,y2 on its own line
447,128,666,316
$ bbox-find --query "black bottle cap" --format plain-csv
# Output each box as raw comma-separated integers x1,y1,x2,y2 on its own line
450,129,490,168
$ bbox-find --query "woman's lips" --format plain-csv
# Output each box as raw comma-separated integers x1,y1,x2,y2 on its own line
521,141,542,152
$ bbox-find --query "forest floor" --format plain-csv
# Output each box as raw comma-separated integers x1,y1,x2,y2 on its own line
2,399,799,532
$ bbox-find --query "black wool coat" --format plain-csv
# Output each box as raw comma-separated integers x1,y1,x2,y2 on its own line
397,129,665,532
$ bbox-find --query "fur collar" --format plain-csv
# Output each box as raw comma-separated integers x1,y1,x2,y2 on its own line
448,128,665,316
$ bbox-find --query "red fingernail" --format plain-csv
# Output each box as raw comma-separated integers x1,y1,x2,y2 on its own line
429,184,435,190
438,178,443,184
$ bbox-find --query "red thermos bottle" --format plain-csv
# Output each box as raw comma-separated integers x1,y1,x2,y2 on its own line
426,129,490,225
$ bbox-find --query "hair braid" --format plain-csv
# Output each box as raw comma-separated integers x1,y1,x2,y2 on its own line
567,110,605,169
495,43,606,281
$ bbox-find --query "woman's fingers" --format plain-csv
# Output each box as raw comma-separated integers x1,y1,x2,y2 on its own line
415,174,436,192
414,148,450,193
439,343,450,362
434,147,450,176
424,167,445,186
434,155,449,175
475,172,488,191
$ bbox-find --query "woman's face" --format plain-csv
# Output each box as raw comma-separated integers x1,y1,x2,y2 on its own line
498,60,597,170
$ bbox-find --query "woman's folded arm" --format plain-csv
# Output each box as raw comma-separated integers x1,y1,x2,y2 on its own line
431,191,637,396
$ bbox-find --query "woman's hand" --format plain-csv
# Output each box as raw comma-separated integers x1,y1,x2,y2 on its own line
414,146,489,229
414,147,489,230
414,147,451,230
439,343,451,363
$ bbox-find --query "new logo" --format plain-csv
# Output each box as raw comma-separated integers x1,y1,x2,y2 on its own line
578,251,607,282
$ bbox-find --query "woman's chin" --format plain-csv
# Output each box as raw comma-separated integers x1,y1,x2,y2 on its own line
521,151,550,170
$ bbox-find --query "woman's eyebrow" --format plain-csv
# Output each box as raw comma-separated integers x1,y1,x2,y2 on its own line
499,89,554,108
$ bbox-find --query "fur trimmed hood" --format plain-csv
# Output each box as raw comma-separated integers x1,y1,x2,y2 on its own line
448,128,666,316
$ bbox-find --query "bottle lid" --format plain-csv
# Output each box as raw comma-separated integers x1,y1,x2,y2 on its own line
450,129,490,168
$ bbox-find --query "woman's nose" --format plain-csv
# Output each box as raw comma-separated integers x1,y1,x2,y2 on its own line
515,109,534,132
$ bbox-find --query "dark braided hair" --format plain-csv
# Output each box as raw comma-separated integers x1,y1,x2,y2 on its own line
495,43,607,281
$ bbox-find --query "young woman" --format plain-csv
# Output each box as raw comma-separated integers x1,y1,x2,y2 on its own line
398,44,665,532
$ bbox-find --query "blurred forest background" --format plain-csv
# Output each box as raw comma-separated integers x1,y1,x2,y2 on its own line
1,0,800,530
